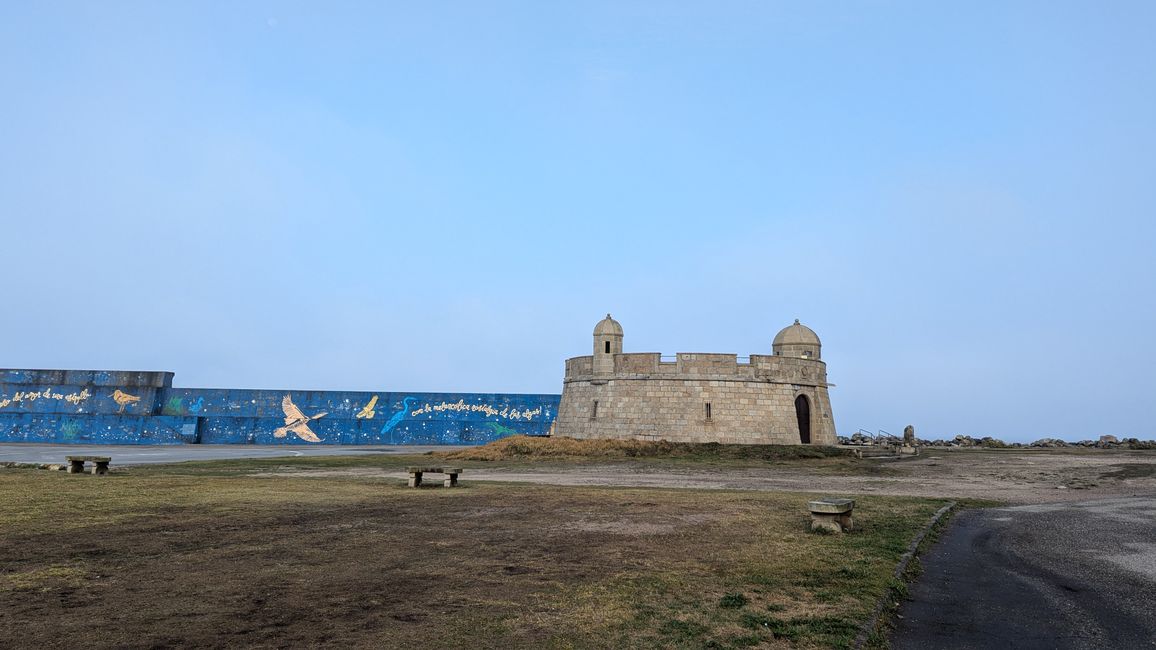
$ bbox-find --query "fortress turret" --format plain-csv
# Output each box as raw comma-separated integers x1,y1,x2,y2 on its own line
593,314,623,377
773,319,821,360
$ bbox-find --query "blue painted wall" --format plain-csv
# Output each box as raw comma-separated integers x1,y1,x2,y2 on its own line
165,389,557,445
0,369,173,388
0,384,161,416
0,414,197,445
0,369,559,446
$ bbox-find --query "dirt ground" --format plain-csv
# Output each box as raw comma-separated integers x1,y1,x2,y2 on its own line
262,449,1156,505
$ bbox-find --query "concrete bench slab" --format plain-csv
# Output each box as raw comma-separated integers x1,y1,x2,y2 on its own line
66,456,111,475
809,498,855,533
405,466,463,488
808,498,855,514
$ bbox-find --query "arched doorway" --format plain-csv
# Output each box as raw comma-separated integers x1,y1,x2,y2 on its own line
795,395,811,444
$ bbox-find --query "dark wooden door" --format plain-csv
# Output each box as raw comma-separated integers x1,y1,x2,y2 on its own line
795,395,811,444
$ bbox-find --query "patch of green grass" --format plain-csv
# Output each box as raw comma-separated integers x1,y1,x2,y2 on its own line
718,592,748,609
739,612,860,643
739,613,800,640
814,589,843,603
659,618,710,641
1100,463,1156,480
710,633,763,648
0,565,89,592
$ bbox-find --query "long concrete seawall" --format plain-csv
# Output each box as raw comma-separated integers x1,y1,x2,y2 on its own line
0,369,559,446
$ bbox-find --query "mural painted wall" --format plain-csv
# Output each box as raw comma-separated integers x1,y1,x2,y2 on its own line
162,388,557,445
0,369,173,388
0,414,197,445
0,384,159,415
0,369,559,446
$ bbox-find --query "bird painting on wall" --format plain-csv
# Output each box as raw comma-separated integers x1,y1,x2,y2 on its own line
111,389,141,413
273,395,327,442
355,395,379,419
380,397,416,443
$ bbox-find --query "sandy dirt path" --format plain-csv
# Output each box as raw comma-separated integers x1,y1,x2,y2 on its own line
259,450,1156,504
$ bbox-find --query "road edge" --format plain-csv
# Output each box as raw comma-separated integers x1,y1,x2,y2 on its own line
853,500,957,649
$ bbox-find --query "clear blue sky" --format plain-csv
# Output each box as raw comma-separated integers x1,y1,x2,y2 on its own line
2,2,1154,442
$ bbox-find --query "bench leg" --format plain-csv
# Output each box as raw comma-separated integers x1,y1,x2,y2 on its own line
93,462,109,476
811,513,844,534
444,473,458,488
68,460,84,474
408,472,422,488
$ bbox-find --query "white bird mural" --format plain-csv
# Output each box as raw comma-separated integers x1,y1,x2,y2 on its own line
273,395,326,442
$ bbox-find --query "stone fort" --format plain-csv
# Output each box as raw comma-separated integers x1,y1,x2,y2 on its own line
554,315,838,445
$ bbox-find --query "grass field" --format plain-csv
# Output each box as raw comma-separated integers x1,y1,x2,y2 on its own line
0,455,948,649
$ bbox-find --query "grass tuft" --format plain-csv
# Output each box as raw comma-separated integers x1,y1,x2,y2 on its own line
0,565,89,592
718,592,749,609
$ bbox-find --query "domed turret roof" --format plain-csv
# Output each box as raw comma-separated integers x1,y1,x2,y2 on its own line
773,319,820,347
593,313,623,336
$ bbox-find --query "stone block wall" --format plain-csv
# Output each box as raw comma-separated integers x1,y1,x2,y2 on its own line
556,354,837,445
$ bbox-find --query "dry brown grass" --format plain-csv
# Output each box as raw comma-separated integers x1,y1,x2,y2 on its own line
0,460,944,649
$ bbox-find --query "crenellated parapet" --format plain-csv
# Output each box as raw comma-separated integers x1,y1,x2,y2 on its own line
563,352,828,387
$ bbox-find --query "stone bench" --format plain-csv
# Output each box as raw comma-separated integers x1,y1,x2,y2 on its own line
405,466,462,488
809,498,854,533
66,456,111,475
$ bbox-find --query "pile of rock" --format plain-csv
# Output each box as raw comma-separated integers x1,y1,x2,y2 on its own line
0,462,65,471
1063,436,1156,450
840,432,887,446
840,433,1156,450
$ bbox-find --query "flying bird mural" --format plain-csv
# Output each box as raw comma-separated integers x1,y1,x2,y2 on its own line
273,395,326,442
355,395,379,419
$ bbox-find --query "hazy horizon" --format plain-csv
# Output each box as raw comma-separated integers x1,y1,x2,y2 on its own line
3,2,1154,442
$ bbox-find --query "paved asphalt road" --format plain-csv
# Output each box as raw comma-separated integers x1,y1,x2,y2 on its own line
891,496,1156,649
0,443,467,465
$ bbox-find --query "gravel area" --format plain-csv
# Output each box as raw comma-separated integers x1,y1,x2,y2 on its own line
256,448,1156,504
